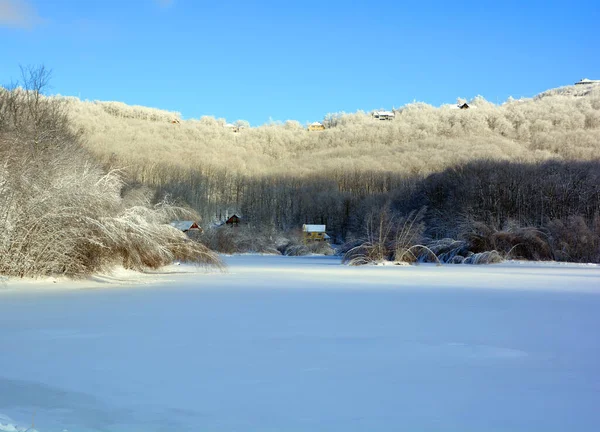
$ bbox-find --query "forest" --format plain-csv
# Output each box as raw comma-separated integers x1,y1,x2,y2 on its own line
1,67,600,276
67,81,600,263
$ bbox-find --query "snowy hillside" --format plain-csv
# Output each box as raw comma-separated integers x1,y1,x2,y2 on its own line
64,83,600,176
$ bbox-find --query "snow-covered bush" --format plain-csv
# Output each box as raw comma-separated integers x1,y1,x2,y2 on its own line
0,67,221,278
546,216,600,263
342,207,426,265
282,241,334,256
200,225,280,255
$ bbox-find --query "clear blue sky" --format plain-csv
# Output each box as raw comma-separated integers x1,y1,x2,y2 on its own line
1,0,599,125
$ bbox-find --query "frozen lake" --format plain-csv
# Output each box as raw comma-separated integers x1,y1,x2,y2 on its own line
1,255,600,432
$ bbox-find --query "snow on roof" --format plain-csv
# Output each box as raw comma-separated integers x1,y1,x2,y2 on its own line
575,78,600,85
170,221,200,231
447,103,478,110
373,110,395,116
303,224,326,232
310,122,323,126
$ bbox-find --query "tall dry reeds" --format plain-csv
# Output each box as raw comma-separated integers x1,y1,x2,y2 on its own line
0,67,221,278
342,207,427,265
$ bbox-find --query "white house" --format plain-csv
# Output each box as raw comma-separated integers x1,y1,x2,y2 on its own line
302,224,330,242
373,110,395,120
308,122,325,131
575,78,600,85
225,123,240,132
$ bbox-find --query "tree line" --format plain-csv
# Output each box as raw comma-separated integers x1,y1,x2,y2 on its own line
117,156,600,263
65,82,600,178
2,67,599,273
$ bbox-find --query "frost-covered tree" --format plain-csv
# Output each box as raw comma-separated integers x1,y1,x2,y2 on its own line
0,66,221,277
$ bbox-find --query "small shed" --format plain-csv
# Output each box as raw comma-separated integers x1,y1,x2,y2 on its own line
226,214,241,227
303,224,330,242
170,221,203,233
458,103,470,110
308,122,325,131
373,110,395,120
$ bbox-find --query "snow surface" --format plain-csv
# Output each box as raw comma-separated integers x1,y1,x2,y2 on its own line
1,255,600,432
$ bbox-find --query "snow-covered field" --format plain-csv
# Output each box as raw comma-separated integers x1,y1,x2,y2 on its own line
1,255,600,432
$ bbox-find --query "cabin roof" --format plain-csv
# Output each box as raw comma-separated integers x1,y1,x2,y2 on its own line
373,110,395,116
303,224,326,233
575,78,600,84
226,214,241,223
170,220,200,231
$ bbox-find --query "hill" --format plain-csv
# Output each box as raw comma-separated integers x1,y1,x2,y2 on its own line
63,83,600,177
7,82,594,263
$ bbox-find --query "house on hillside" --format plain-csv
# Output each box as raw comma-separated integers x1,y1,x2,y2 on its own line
170,221,203,233
225,123,240,133
458,102,470,109
225,214,241,227
373,110,395,120
308,122,325,131
575,78,600,85
303,224,330,242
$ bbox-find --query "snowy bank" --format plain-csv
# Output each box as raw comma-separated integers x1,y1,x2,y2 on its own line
1,255,600,432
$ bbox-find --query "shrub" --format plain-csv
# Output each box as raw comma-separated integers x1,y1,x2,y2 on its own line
0,67,222,278
343,207,426,265
200,225,280,255
424,238,470,264
546,216,600,263
463,251,504,265
282,241,335,256
464,224,554,261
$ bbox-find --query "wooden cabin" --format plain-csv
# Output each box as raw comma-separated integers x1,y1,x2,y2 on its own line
170,220,203,233
226,214,241,227
302,224,330,242
308,122,325,131
458,103,470,110
373,110,395,120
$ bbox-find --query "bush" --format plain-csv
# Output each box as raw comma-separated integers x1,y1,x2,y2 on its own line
281,241,335,256
546,216,600,263
200,225,280,255
465,224,554,261
202,225,336,256
424,238,470,263
0,67,222,278
463,251,504,265
343,207,426,265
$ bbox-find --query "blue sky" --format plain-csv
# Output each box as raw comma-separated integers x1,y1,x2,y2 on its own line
1,0,599,125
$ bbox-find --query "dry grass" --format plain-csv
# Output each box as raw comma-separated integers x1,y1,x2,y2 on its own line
0,77,222,278
343,208,426,265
